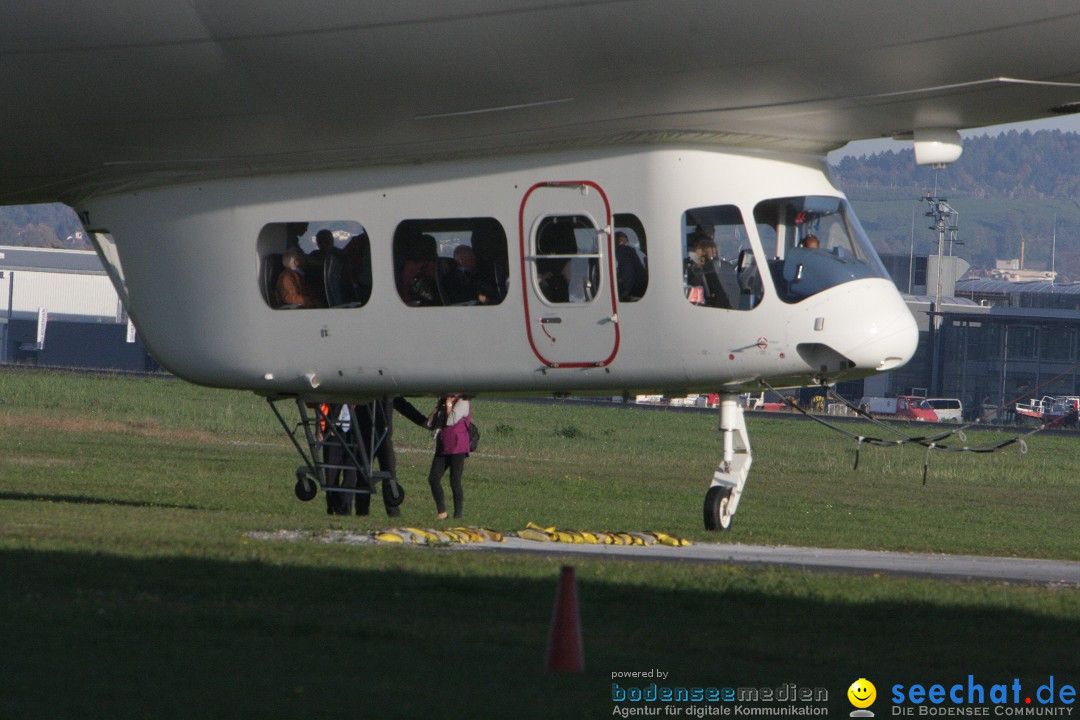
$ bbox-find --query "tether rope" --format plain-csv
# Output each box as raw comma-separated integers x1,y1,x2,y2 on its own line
759,370,1080,483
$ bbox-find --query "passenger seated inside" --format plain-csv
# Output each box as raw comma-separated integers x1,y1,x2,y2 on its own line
342,232,372,304
736,249,764,307
799,234,819,249
614,231,647,301
685,235,738,308
276,246,325,308
308,229,345,304
443,245,497,305
307,229,334,264
684,235,709,305
284,222,308,251
470,231,509,303
400,233,440,306
342,232,365,281
536,221,576,303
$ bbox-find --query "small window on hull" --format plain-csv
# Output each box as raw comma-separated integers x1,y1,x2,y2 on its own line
393,218,509,307
534,215,601,304
258,221,371,310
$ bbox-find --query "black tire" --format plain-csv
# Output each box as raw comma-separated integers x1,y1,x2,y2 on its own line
294,471,318,502
703,485,733,531
384,480,406,507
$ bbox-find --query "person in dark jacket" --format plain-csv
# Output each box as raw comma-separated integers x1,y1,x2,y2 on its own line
614,231,647,301
354,396,428,517
443,245,496,305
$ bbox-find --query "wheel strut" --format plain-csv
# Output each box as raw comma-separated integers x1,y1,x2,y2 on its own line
703,393,752,530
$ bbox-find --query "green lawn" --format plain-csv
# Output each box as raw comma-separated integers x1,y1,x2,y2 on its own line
0,368,1076,719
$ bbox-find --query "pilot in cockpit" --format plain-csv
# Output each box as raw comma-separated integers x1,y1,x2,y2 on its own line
798,234,819,249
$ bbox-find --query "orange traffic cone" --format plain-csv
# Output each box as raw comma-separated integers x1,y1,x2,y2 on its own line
544,565,584,672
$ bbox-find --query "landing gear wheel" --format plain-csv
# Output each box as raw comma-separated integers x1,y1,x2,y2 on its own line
294,470,318,502
384,481,406,507
703,485,734,531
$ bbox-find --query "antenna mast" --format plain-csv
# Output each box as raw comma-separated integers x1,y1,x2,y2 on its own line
921,192,959,329
1051,213,1057,287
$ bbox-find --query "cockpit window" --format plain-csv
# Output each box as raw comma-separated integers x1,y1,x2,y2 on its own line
754,196,888,303
682,205,764,310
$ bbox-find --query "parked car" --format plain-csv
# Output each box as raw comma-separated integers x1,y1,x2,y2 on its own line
925,398,963,422
858,395,938,422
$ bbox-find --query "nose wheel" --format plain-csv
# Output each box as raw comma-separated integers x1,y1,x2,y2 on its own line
703,393,752,530
703,485,734,530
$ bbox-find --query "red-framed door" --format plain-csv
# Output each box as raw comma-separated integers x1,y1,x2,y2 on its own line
518,181,620,368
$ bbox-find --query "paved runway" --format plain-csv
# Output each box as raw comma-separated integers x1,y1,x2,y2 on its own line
469,538,1080,585
248,529,1079,584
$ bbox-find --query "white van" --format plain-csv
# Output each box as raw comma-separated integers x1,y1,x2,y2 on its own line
926,398,963,422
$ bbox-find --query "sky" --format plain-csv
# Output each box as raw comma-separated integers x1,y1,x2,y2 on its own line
826,113,1080,162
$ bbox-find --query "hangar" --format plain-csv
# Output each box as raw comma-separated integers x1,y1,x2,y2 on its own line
0,245,158,371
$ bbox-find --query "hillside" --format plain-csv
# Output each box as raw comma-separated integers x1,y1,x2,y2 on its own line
833,129,1080,199
833,129,1080,280
0,203,87,250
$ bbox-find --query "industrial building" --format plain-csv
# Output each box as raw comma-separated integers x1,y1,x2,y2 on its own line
0,245,158,371
861,255,1080,420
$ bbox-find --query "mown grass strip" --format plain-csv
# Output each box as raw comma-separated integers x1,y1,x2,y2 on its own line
0,369,1076,718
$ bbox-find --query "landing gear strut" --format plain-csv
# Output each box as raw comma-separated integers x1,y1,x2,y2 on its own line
267,397,402,506
703,393,752,530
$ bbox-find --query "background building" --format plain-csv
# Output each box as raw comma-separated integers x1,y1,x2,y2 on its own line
0,246,158,371
879,253,970,298
862,259,1080,420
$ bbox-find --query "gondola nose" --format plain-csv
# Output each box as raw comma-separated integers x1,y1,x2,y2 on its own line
847,283,920,373
790,279,919,377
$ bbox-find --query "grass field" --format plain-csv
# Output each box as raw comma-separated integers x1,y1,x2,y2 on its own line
0,368,1077,719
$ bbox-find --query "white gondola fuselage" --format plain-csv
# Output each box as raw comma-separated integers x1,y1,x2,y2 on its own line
78,145,917,400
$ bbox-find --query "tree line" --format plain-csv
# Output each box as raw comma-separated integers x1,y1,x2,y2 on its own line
832,128,1080,200
833,129,1080,280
